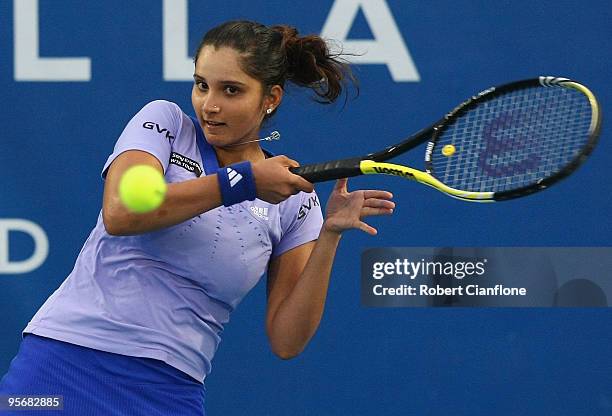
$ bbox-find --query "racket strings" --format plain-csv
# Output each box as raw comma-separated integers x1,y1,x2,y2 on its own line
430,87,593,193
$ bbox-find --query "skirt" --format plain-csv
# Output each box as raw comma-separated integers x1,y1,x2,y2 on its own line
0,334,206,415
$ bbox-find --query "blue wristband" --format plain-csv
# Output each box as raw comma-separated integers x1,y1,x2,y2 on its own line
217,161,257,207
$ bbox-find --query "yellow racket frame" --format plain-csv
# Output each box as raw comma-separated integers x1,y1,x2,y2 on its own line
360,161,494,202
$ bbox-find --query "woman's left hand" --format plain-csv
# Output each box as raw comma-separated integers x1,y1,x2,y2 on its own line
323,178,395,236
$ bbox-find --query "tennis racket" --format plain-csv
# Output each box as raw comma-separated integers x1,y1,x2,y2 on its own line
290,76,601,202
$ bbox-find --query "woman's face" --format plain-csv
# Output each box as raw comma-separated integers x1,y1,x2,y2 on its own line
192,45,276,147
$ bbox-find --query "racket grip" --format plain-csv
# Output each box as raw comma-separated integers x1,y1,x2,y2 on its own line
289,157,362,183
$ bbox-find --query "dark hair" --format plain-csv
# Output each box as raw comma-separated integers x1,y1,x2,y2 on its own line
194,20,358,109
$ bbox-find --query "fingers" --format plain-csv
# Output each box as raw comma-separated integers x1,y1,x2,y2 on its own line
357,221,378,236
360,194,395,217
363,198,395,210
294,176,314,193
276,155,300,168
363,190,393,200
275,156,314,193
270,155,314,193
333,178,349,192
361,207,394,217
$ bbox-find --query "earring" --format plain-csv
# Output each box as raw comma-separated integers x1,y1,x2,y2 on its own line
266,108,273,114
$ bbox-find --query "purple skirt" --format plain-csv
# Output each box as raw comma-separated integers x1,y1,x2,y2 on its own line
0,334,205,415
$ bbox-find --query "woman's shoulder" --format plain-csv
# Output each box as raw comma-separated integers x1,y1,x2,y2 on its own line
139,99,185,116
131,100,192,138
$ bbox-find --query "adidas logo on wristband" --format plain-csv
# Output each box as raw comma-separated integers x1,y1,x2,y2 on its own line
227,168,243,187
217,161,256,207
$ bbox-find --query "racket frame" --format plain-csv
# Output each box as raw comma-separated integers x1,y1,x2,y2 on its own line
292,77,601,202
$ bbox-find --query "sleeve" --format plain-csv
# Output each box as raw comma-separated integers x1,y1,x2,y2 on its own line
272,190,324,258
101,100,183,179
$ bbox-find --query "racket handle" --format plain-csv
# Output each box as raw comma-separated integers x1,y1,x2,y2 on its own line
289,157,362,183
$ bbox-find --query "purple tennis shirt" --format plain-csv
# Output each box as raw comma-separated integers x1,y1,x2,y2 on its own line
24,100,324,382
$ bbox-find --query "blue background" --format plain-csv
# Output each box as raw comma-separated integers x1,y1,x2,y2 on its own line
1,0,611,414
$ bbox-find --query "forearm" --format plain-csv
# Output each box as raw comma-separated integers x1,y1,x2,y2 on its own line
267,224,342,358
104,175,222,235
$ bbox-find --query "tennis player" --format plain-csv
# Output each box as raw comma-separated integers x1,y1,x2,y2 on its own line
0,21,394,415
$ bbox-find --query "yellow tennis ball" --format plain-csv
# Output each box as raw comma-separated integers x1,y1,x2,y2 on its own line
119,165,167,213
442,144,456,157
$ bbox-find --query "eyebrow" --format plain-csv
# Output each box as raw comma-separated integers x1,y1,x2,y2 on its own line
193,74,247,86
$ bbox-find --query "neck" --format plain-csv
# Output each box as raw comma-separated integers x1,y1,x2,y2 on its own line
214,142,266,167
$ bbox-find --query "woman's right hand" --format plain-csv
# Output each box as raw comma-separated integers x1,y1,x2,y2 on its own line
252,156,314,203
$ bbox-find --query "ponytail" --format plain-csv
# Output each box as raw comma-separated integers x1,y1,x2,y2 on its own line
271,25,358,103
195,20,358,108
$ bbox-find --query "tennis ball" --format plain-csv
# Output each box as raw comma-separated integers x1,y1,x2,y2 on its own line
442,144,456,157
119,165,167,213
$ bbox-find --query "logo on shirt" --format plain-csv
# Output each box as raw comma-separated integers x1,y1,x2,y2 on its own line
227,168,242,187
142,121,175,140
297,195,320,220
250,206,269,221
169,152,203,177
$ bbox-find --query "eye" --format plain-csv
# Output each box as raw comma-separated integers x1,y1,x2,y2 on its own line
224,85,240,95
195,81,208,91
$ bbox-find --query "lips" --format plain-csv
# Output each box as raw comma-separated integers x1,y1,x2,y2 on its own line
204,120,226,127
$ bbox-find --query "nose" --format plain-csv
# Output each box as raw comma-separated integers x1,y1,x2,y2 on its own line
203,103,220,114
201,93,220,115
